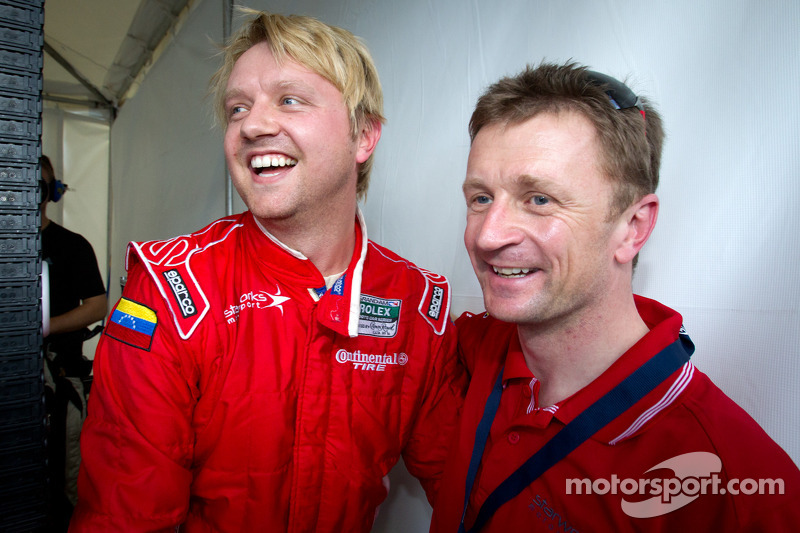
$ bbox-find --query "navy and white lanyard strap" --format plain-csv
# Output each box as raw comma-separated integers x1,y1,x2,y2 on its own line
459,334,694,533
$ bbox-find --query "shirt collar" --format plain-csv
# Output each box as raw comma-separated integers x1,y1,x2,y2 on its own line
503,296,688,441
501,333,534,383
247,208,369,338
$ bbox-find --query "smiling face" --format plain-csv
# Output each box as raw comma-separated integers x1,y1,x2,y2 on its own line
464,111,624,327
223,42,376,229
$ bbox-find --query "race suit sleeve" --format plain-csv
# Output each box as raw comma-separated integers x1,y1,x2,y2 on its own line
70,261,200,532
401,318,468,506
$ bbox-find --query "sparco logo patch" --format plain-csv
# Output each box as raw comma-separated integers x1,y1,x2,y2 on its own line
335,349,408,371
163,269,197,318
358,294,401,338
427,285,444,320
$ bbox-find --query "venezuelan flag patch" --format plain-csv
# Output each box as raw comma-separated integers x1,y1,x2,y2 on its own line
105,298,157,351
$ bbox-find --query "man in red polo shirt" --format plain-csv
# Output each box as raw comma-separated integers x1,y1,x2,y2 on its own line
431,62,800,532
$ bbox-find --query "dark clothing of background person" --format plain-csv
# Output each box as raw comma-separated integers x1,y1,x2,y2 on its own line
43,221,106,367
42,220,106,532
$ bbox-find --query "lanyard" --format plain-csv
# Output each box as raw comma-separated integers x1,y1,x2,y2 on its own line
459,334,694,533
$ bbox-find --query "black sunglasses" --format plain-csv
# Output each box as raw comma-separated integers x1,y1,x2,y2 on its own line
584,70,645,119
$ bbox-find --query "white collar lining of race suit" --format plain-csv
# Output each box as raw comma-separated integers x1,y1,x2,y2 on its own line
324,271,346,289
252,218,309,260
253,208,368,338
348,210,368,337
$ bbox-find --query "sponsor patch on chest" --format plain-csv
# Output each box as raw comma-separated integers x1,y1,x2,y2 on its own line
335,349,408,371
358,294,401,338
224,288,291,324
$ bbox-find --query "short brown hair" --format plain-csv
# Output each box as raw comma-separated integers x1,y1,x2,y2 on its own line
209,9,385,200
469,62,664,218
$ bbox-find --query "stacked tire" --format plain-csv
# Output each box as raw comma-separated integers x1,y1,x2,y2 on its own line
0,1,46,531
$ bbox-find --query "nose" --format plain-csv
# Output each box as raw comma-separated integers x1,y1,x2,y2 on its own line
239,101,280,140
470,200,526,253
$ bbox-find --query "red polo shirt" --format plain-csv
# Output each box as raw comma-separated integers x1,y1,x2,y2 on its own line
431,295,800,532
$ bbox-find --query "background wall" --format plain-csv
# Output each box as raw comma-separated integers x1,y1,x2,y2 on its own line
95,0,800,531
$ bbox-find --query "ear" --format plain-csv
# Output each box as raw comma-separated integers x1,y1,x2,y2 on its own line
614,193,659,265
356,118,382,164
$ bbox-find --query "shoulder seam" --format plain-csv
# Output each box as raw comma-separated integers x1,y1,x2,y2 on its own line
128,218,244,340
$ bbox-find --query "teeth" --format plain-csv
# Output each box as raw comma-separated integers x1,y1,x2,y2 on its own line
251,155,298,169
493,266,532,277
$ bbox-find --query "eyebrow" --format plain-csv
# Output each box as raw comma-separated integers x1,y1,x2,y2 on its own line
223,87,248,104
462,174,559,192
511,174,557,191
462,177,483,193
274,79,317,94
224,79,317,100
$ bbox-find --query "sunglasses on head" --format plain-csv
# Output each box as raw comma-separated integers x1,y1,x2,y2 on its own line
584,70,645,120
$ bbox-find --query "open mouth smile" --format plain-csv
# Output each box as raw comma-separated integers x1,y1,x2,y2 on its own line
250,154,298,175
492,266,536,278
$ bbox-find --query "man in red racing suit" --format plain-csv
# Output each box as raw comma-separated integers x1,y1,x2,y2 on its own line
72,210,465,531
71,10,466,532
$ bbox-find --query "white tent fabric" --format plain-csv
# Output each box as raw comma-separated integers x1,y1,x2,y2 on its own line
71,0,800,530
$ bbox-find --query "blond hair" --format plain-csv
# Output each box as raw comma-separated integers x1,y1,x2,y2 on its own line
210,9,385,199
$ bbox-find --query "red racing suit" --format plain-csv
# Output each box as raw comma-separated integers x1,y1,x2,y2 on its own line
71,211,466,532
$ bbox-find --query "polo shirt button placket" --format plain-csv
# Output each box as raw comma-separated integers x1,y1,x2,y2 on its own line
508,431,520,445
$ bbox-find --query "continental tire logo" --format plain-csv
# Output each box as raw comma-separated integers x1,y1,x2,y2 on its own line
163,269,197,318
335,349,408,371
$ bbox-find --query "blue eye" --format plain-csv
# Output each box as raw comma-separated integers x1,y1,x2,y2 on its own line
532,195,549,206
282,97,299,105
475,195,492,205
